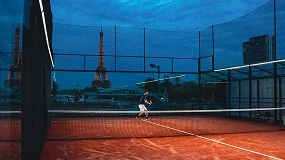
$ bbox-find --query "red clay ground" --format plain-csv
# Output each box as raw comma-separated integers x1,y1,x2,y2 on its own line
0,142,20,160
41,132,285,160
0,118,21,160
41,116,285,160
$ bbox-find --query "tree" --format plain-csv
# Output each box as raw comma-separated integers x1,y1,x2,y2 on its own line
74,90,81,103
142,77,158,93
83,87,98,92
52,81,59,103
160,75,172,93
169,81,198,102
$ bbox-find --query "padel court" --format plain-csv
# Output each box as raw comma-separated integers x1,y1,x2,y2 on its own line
39,111,285,160
2,0,285,159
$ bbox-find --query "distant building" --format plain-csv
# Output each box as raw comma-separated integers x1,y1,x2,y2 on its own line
243,35,275,64
92,26,111,89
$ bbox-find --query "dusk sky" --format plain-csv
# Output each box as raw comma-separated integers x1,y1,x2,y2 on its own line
50,0,270,31
0,0,271,30
1,0,285,89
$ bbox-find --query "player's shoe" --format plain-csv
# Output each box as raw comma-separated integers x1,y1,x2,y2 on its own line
136,117,141,120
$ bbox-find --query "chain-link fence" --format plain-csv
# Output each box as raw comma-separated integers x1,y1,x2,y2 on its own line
1,0,284,116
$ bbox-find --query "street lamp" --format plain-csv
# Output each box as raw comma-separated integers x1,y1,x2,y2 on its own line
150,63,160,99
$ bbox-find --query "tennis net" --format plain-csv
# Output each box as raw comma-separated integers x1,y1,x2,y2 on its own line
46,107,285,140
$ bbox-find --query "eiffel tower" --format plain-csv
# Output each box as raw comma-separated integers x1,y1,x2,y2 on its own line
92,26,111,89
4,26,22,89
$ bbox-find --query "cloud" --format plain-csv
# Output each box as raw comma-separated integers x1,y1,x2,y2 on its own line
0,0,23,16
0,0,23,22
50,0,270,31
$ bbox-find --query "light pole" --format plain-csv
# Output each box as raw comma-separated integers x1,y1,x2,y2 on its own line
150,63,160,99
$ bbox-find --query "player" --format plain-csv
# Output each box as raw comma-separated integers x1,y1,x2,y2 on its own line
136,91,152,120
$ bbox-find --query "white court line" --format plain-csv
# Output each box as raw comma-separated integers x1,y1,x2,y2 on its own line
143,120,283,160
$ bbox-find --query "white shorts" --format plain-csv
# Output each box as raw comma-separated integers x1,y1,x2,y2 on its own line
138,104,147,111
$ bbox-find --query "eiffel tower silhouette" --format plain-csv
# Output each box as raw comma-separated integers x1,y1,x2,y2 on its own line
92,26,111,89
4,26,22,89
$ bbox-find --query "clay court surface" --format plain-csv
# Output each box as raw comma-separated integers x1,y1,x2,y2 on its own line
0,118,20,160
41,131,285,160
1,116,285,160
41,116,285,160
